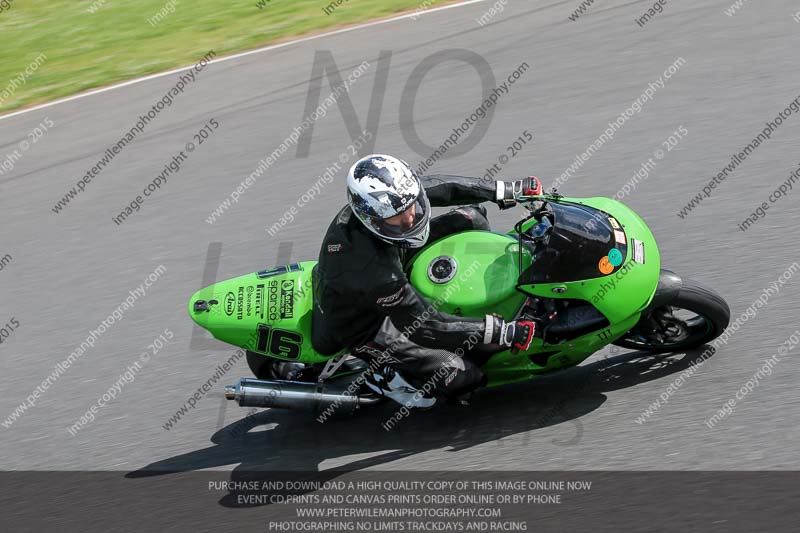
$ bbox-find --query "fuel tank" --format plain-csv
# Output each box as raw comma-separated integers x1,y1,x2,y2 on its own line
407,231,532,320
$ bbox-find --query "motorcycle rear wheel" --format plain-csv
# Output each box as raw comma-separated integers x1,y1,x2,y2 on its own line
246,351,367,382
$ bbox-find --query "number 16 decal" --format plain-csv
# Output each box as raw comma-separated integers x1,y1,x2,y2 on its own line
256,324,302,360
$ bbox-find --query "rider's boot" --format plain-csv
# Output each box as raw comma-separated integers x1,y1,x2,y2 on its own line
364,367,436,409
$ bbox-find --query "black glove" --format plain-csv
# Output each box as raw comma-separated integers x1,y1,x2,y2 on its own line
496,176,542,209
484,315,536,351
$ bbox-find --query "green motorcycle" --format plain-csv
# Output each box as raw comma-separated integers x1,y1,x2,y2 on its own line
189,193,730,413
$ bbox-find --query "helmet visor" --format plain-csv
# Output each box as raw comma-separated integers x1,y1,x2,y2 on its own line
365,190,431,241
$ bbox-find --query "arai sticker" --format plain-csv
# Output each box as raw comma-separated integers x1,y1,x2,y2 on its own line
598,256,614,275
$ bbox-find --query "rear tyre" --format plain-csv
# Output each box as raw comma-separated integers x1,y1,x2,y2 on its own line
613,278,730,353
246,352,369,382
246,351,307,380
246,351,270,379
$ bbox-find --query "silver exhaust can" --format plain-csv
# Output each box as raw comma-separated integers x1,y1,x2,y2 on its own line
224,378,380,414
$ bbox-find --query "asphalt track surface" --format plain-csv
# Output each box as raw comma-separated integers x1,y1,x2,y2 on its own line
2,0,800,489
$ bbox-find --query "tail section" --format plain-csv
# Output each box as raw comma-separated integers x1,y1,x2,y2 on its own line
188,261,330,363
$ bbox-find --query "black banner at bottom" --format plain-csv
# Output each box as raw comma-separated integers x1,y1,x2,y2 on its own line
1,471,797,532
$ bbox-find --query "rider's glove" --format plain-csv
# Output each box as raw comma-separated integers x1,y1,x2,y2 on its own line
484,315,536,351
496,176,543,209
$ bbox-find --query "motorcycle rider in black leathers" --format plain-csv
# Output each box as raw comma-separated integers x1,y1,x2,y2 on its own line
312,154,541,408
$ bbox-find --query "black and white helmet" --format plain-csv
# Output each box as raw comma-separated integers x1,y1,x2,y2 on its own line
346,154,431,248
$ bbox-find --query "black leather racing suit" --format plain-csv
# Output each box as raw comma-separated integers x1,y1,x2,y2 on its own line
311,174,498,399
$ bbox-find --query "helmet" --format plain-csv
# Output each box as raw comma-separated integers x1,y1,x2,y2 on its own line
346,154,431,248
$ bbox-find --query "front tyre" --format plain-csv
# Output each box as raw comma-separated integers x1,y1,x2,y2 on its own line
613,277,730,353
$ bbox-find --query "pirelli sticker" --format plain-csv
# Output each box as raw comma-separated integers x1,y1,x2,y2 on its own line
255,284,264,319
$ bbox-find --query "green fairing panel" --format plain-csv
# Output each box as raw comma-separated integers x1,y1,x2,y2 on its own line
188,260,334,363
516,197,661,324
408,231,532,320
480,313,642,385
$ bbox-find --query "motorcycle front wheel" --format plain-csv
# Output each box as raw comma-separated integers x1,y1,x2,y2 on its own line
613,277,730,353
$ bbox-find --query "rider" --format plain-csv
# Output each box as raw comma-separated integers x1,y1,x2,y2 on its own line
312,154,541,408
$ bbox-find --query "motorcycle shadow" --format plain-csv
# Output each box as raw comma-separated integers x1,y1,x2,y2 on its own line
126,346,713,507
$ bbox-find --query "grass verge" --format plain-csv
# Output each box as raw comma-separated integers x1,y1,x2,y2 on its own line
0,0,463,114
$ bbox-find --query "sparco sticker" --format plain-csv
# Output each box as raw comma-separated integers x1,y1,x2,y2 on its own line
267,280,279,321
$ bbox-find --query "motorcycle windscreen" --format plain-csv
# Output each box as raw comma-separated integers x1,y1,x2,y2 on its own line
520,202,628,284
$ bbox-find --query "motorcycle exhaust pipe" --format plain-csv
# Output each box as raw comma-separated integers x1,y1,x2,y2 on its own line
224,378,381,414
